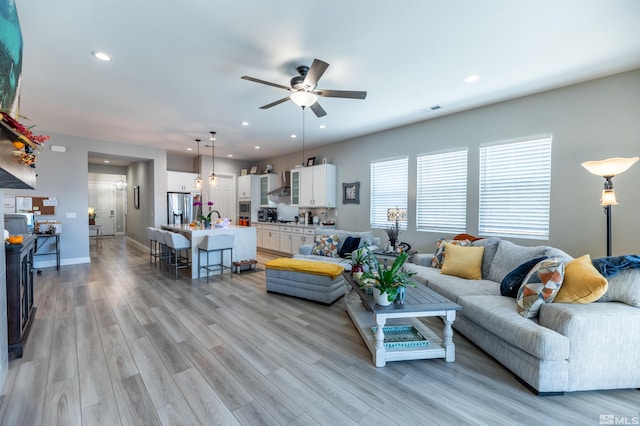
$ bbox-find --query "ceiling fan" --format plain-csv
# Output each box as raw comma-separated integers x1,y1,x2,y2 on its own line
241,58,367,117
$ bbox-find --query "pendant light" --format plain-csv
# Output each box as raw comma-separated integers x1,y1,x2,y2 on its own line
208,131,217,187
301,106,306,167
194,138,203,189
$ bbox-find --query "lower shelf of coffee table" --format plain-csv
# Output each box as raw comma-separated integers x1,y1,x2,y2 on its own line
346,297,446,366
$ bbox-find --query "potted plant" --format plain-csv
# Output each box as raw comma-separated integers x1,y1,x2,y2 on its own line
348,245,373,277
360,251,415,306
384,223,400,250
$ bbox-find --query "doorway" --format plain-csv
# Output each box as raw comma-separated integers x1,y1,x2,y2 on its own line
88,175,127,236
206,173,236,223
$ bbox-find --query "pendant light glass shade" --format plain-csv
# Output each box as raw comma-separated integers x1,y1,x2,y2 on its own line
209,131,217,187
194,138,202,189
581,157,639,177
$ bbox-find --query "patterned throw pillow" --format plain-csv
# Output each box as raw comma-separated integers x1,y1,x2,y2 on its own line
516,259,565,318
431,238,472,268
311,234,340,257
500,256,548,298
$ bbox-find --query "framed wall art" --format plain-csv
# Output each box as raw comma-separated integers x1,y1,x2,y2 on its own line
306,157,316,167
240,168,248,176
342,182,360,204
249,165,258,174
133,185,140,209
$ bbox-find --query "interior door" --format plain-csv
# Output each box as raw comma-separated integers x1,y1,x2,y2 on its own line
88,182,117,235
208,174,236,223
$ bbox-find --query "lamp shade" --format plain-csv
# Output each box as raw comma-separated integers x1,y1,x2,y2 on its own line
387,208,407,222
581,157,639,177
290,91,318,107
601,189,618,206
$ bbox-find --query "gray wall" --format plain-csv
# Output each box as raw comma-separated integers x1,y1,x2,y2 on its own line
262,69,640,258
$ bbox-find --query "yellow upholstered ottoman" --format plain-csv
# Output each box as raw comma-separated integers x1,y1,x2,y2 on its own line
265,258,345,304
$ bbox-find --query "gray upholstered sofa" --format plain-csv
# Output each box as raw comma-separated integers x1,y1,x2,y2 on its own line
293,229,381,271
403,237,640,394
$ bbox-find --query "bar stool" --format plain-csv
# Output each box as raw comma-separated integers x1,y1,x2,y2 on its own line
155,229,172,270
146,227,160,265
198,234,235,282
165,231,192,279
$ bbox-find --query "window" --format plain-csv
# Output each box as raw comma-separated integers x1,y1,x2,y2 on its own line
370,157,408,229
416,149,468,233
479,137,552,239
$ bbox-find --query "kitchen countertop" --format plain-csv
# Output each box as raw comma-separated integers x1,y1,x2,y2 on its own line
251,221,336,228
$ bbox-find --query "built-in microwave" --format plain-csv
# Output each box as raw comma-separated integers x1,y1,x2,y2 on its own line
238,201,251,226
239,201,251,215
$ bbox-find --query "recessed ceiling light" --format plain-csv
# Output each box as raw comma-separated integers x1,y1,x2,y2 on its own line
186,147,193,151
290,134,297,138
92,51,112,62
254,146,260,150
227,154,233,157
318,124,326,129
241,121,249,126
103,160,110,163
464,75,480,83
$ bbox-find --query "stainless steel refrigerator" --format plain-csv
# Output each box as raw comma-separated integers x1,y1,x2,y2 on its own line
167,192,195,225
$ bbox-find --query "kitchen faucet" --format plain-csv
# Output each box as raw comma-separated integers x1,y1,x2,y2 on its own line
212,210,221,219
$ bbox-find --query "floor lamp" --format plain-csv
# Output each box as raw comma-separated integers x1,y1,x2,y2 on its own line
581,156,638,256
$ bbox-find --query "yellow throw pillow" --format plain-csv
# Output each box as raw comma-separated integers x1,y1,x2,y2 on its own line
554,254,608,303
440,242,484,280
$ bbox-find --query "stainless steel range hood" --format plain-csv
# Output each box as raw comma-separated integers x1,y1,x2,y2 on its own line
267,170,290,197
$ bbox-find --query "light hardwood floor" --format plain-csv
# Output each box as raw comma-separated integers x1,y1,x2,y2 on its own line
0,236,637,425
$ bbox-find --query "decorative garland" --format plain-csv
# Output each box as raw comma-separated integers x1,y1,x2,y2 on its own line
0,111,50,167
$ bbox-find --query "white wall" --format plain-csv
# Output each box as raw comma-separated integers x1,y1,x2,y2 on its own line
262,69,640,258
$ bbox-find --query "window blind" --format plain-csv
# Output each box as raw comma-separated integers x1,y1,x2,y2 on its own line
416,149,468,233
370,157,408,229
479,137,552,239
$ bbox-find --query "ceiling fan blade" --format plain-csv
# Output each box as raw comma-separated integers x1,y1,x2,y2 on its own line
309,102,327,118
241,76,291,91
303,59,329,88
259,96,291,109
314,89,367,99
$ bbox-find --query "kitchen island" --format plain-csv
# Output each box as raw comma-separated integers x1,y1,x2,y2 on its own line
161,224,256,279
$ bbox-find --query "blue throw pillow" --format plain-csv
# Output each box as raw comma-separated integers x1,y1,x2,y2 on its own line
500,256,548,298
339,236,361,258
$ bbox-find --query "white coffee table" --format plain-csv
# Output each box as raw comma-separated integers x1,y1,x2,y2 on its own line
343,272,461,367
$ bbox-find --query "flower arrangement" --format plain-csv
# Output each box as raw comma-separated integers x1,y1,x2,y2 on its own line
197,201,215,222
0,112,50,167
360,252,416,302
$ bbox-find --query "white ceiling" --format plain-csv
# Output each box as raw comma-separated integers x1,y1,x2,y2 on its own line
14,0,640,163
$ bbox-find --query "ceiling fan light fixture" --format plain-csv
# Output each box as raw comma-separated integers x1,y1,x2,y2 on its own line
290,91,318,107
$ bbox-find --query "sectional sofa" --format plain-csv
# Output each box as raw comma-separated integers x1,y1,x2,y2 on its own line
403,236,640,394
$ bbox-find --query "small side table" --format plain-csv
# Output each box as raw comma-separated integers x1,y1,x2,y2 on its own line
89,225,102,248
372,249,416,267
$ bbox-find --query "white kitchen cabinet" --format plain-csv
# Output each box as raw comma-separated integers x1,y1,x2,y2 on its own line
167,171,199,192
238,175,260,199
278,226,292,254
299,164,336,208
291,226,315,254
290,169,301,206
259,174,279,207
261,224,280,251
